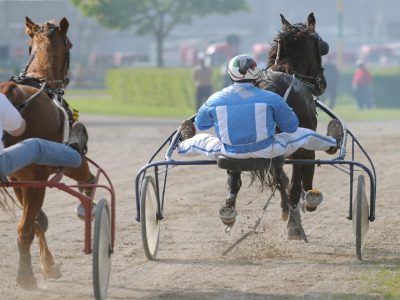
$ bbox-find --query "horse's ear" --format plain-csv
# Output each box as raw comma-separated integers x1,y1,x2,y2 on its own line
280,14,291,29
25,16,39,38
59,17,69,37
307,13,316,32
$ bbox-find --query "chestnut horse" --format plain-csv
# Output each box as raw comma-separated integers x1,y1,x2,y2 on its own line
255,13,328,240
0,17,94,288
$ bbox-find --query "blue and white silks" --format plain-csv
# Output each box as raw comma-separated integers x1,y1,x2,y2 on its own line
177,83,336,160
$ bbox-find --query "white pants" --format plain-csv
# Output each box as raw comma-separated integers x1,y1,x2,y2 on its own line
177,127,336,160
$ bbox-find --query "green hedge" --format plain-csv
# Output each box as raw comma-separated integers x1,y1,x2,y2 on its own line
336,67,400,108
106,66,400,109
106,67,223,111
106,68,193,108
370,67,400,108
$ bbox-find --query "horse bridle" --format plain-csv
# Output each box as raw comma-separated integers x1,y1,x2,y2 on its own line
272,30,328,95
22,23,70,87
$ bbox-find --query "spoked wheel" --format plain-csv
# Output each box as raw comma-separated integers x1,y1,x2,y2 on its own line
93,199,112,300
140,175,161,260
352,175,369,261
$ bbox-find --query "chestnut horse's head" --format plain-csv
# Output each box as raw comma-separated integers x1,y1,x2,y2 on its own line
24,17,72,88
268,13,328,96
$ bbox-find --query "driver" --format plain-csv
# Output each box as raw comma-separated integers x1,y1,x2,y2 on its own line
177,55,343,214
178,54,343,160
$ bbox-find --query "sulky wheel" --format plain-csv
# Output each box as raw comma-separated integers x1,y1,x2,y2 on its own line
140,175,161,260
352,174,369,261
93,198,112,300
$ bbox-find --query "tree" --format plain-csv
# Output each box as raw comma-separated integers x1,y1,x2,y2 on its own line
70,0,249,67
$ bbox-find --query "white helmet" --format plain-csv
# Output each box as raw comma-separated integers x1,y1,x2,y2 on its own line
228,55,260,82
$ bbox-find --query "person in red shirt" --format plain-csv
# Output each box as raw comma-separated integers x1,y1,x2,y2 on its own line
352,60,373,109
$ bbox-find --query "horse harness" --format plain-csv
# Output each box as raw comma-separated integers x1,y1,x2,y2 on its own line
2,25,75,144
6,75,77,144
268,49,325,97
256,69,314,102
270,28,328,97
3,22,76,142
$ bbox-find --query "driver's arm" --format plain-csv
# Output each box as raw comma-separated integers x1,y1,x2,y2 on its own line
0,93,26,136
8,118,26,136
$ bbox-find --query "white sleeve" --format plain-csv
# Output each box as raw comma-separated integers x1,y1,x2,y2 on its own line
0,93,23,132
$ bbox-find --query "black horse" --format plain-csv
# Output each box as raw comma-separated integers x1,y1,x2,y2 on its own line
255,13,329,240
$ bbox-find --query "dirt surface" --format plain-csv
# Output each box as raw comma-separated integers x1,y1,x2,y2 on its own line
0,115,399,300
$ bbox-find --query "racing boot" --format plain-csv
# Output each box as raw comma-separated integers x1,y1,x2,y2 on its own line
67,121,88,155
325,119,344,155
179,119,196,141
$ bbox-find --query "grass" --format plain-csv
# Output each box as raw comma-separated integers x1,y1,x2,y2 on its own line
364,268,400,299
318,103,400,122
68,97,194,118
66,90,194,118
318,94,400,122
65,89,400,121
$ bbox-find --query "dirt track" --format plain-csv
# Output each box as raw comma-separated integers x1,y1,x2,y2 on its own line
0,115,399,300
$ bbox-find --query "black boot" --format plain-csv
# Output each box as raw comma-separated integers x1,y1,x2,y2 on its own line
67,122,88,155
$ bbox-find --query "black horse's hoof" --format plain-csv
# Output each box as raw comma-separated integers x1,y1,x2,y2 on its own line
219,206,237,227
287,227,302,240
304,189,323,212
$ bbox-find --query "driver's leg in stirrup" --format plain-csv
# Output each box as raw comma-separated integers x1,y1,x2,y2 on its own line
325,119,344,155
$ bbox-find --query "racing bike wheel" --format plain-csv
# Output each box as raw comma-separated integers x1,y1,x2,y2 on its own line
93,198,112,300
352,175,369,261
140,175,161,260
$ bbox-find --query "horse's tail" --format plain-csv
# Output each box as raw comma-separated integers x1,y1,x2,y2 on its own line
0,187,19,219
249,170,275,191
249,167,290,192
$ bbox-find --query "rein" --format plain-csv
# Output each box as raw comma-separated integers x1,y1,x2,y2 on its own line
15,79,47,112
9,75,66,113
272,28,327,96
272,42,324,95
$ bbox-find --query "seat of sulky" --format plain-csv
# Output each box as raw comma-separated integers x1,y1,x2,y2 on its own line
217,155,285,172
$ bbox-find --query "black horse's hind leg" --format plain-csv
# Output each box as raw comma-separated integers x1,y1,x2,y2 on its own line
288,164,303,209
219,170,242,227
277,170,290,221
226,170,242,208
286,165,308,241
274,166,308,242
300,151,323,212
